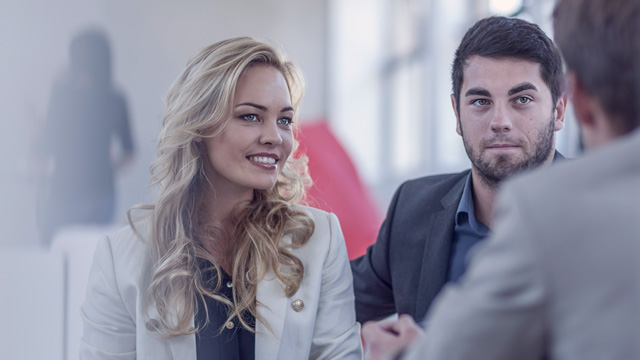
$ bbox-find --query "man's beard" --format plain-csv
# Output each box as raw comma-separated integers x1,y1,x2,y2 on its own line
461,115,556,188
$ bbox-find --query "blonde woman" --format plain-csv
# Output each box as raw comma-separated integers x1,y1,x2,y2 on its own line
80,37,362,359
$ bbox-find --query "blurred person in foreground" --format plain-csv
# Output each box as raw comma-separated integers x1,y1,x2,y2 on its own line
363,0,640,358
37,28,135,246
351,16,567,324
80,38,362,359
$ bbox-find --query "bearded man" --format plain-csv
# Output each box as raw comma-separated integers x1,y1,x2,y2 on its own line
351,16,567,323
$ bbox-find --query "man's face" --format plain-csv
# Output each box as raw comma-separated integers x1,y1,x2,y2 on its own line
452,56,565,186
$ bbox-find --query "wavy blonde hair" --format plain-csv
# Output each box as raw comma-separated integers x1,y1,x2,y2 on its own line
129,37,314,337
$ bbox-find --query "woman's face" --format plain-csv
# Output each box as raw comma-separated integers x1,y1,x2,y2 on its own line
201,65,294,198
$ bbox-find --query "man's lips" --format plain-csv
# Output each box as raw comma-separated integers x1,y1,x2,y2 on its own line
486,143,520,149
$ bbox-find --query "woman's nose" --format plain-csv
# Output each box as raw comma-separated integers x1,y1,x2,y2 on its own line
259,121,283,145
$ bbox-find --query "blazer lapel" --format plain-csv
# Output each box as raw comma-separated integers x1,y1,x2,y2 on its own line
414,176,466,322
146,299,197,359
255,235,291,359
168,333,196,360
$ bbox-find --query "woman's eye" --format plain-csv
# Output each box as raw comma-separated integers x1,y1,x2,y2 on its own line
277,117,293,126
472,99,489,106
515,97,532,104
242,114,258,122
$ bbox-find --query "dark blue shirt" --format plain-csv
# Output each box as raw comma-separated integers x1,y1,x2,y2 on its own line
447,174,491,283
195,264,255,360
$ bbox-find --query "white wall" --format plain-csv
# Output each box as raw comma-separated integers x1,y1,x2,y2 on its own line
0,0,327,247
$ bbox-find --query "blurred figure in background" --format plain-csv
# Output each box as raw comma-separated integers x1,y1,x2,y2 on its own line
37,28,135,246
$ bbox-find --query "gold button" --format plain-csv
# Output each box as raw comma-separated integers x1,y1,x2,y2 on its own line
146,319,159,331
291,299,304,312
225,321,235,330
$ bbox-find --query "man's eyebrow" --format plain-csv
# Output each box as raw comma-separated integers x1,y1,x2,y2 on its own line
508,83,538,96
465,87,491,97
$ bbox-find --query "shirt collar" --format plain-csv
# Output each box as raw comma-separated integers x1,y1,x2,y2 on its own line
455,172,490,234
455,149,563,231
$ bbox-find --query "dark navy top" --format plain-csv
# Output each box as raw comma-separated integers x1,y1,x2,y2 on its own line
447,173,491,283
195,264,255,360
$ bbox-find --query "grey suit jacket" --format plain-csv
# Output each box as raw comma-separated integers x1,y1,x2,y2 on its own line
405,130,640,359
80,206,362,360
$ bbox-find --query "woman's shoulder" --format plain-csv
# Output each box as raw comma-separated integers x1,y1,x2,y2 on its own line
91,220,154,290
293,204,337,227
291,205,343,253
100,219,152,263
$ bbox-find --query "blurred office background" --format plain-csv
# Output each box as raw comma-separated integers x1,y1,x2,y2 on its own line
0,0,579,359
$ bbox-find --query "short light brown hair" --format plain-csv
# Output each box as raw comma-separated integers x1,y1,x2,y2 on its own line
553,0,640,134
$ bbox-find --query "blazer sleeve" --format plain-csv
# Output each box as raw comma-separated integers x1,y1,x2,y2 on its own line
310,212,363,360
350,184,404,323
403,185,547,360
80,236,137,360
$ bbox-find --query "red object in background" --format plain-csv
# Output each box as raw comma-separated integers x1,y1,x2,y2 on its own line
297,121,382,259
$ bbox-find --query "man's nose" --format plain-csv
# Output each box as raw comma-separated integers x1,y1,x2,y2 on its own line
490,105,513,133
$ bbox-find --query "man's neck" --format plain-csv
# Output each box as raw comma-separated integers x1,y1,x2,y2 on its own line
469,149,558,228
470,170,498,229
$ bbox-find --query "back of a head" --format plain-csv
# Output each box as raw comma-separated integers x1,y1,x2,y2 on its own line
554,0,640,134
451,16,563,112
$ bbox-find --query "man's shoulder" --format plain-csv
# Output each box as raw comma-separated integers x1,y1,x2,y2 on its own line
401,169,470,191
388,169,470,211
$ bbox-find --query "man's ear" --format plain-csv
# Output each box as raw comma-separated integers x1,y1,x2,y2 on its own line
567,71,596,129
451,94,462,136
553,92,568,131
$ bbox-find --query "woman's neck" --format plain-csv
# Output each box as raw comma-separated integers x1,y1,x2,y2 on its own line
198,186,253,272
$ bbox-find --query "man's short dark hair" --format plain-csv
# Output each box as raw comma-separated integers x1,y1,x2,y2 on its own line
451,16,563,113
554,0,640,134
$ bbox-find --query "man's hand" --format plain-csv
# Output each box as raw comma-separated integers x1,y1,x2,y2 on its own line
362,315,424,360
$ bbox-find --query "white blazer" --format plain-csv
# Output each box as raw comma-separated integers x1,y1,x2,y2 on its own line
80,206,362,359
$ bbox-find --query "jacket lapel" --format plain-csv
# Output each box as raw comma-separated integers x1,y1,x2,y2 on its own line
414,176,466,321
146,298,197,359
168,333,196,360
254,235,291,359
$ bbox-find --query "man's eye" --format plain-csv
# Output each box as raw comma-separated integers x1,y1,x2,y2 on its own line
277,117,293,126
242,114,258,121
472,99,489,106
515,97,532,104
